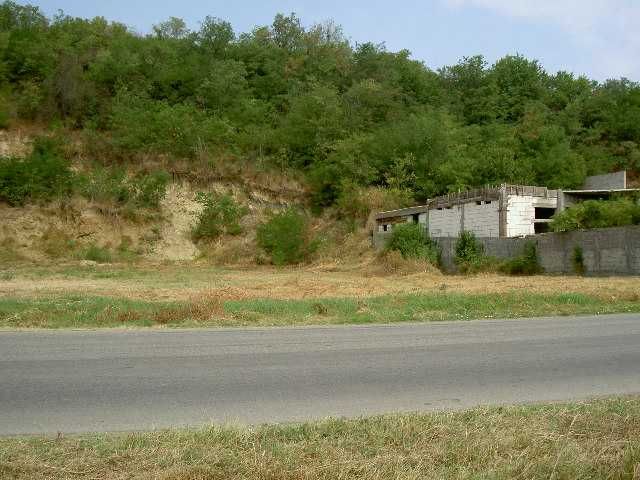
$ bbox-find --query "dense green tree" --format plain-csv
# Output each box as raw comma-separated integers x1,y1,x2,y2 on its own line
0,2,638,211
440,55,498,124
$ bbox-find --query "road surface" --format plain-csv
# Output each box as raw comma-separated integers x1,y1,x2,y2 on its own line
1,314,639,434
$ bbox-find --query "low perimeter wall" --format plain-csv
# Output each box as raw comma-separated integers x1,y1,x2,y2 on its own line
373,225,640,275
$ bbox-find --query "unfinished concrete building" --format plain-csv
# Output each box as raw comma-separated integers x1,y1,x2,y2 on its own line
374,171,638,243
375,185,558,240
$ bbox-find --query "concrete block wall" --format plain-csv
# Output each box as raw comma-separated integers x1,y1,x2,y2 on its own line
532,226,640,275
428,206,462,237
436,236,528,271
374,225,640,275
462,201,500,237
427,202,500,238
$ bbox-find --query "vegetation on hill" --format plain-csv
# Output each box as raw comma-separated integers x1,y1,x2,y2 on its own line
256,209,318,265
550,198,640,232
0,1,639,217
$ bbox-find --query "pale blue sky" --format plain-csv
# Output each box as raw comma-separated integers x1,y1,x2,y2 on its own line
23,0,640,81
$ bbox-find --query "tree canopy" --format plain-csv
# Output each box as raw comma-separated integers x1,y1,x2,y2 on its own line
1,1,638,209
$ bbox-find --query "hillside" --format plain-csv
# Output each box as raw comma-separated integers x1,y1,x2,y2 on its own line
0,2,639,265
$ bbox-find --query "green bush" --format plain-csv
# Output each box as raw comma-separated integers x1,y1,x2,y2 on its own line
257,209,318,265
0,108,10,129
16,81,44,120
0,137,73,206
192,192,248,242
134,171,170,209
79,168,131,205
572,245,586,276
500,241,543,275
386,223,439,264
454,231,487,273
550,199,640,232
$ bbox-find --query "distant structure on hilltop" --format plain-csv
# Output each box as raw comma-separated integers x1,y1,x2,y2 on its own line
373,171,639,243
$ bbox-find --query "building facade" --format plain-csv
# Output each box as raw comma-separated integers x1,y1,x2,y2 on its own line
375,185,558,239
374,171,638,242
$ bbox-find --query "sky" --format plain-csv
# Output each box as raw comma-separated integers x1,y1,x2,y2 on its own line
25,0,640,81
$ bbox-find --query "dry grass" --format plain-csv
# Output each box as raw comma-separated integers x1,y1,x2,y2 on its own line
38,226,74,258
0,236,25,263
1,262,639,303
365,250,442,276
1,397,639,479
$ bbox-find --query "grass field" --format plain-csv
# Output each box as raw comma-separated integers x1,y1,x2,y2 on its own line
1,263,640,328
2,291,640,328
1,397,638,479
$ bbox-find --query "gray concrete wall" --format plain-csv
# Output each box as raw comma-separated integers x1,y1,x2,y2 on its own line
373,225,640,275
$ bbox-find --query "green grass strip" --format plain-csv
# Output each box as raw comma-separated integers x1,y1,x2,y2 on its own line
1,291,639,329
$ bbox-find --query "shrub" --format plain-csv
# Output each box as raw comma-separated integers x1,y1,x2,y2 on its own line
550,198,640,232
79,168,131,205
134,171,170,209
500,241,543,275
16,81,44,120
79,168,169,209
110,91,234,158
0,108,10,129
572,245,586,276
257,209,318,265
0,137,73,205
83,243,113,263
386,223,439,264
192,192,248,242
454,231,486,273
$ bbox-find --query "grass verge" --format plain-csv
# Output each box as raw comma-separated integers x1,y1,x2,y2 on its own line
1,291,639,328
1,397,639,479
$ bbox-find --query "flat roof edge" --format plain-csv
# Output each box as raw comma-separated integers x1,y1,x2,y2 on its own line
562,188,640,194
375,184,561,221
375,205,430,220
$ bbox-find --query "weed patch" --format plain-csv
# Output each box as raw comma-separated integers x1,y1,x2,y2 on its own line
573,245,586,275
82,243,113,264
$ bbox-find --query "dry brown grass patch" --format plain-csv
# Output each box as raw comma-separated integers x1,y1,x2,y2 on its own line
152,297,226,325
2,264,640,305
367,250,442,277
1,397,638,480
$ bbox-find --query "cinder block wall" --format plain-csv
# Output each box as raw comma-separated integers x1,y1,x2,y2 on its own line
373,225,640,275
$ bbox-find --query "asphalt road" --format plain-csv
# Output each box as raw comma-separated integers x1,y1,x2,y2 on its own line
1,314,639,435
